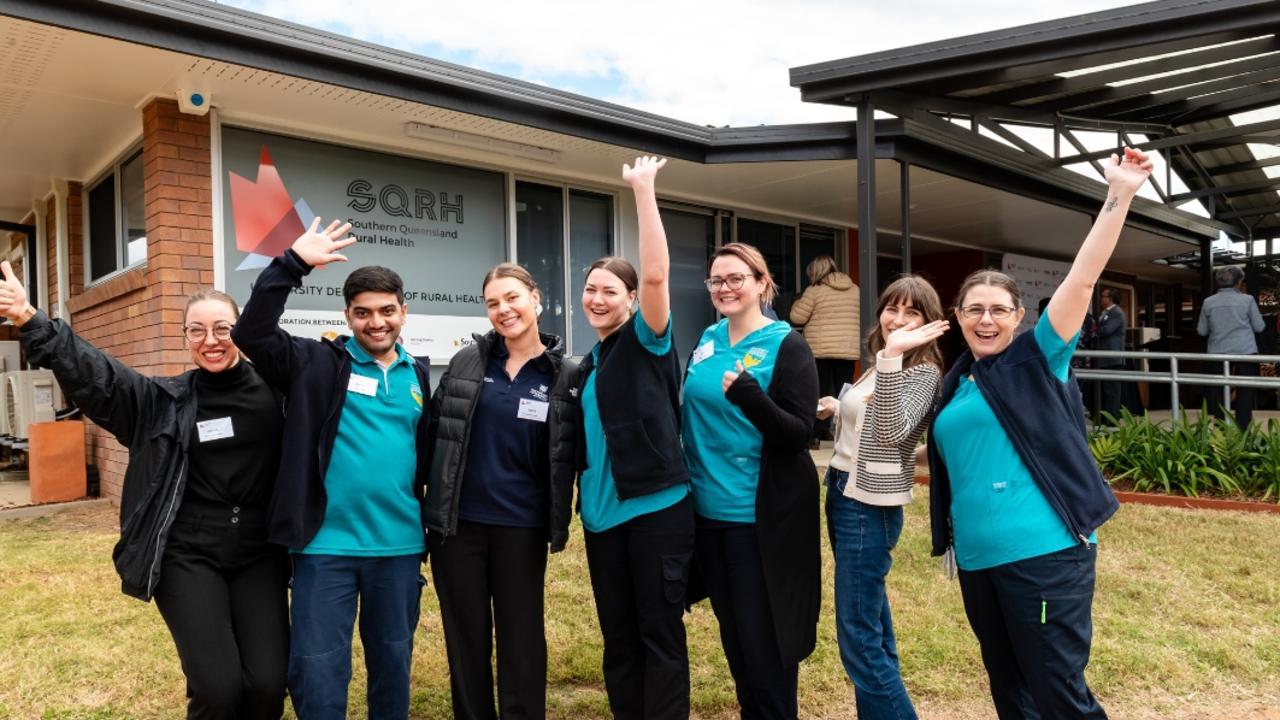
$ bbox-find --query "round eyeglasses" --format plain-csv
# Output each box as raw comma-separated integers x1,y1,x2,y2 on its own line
183,323,234,343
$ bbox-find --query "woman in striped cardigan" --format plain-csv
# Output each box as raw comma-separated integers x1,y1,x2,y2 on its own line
816,274,948,720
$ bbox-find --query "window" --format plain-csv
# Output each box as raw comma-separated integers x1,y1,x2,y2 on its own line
86,149,146,282
661,206,716,363
516,182,614,355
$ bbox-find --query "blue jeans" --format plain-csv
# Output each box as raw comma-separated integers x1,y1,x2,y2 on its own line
825,469,917,720
288,554,424,720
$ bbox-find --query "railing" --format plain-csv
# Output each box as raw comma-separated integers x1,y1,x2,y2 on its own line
1074,350,1280,423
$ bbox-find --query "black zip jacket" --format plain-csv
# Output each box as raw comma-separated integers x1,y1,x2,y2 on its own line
926,326,1119,558
231,249,431,551
19,311,277,601
424,330,578,551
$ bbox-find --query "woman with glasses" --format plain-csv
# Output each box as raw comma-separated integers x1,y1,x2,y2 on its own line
927,147,1152,720
815,275,948,720
577,156,694,719
0,264,288,720
682,242,820,719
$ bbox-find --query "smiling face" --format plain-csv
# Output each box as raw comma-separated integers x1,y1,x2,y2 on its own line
707,254,765,319
345,291,407,362
581,267,634,338
956,284,1025,361
880,297,925,337
485,276,540,341
185,299,241,373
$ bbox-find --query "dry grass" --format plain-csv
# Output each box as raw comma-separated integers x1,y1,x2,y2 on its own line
1,489,1278,719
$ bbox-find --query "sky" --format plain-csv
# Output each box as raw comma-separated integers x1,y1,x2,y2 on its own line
217,0,1149,128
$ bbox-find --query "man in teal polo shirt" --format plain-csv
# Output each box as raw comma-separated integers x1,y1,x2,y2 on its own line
232,218,430,720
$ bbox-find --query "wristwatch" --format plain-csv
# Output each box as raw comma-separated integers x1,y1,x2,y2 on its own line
13,303,36,327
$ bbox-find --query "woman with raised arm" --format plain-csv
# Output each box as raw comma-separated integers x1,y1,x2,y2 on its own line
424,262,577,720
577,156,693,719
816,275,948,720
0,264,288,720
681,241,820,720
927,147,1152,720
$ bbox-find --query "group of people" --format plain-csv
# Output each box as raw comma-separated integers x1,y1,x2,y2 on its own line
1,147,1157,720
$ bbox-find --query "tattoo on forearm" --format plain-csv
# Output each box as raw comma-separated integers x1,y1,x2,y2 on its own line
1105,197,1118,213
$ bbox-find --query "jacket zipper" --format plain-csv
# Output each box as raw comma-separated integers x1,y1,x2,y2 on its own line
146,455,186,599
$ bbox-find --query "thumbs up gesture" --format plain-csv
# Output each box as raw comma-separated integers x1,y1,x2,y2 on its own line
0,261,29,323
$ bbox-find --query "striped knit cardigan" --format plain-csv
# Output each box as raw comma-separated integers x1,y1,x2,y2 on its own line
834,352,941,505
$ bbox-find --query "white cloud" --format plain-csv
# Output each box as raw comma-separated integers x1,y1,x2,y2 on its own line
227,0,1146,127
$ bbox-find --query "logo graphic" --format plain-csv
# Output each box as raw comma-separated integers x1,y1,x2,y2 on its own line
228,147,316,271
410,383,423,407
742,347,768,369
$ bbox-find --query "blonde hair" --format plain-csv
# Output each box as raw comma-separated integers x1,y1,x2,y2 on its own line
806,255,838,286
709,242,778,307
184,288,239,323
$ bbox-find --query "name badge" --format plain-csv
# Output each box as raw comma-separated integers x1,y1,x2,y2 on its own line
517,398,549,422
348,374,379,396
196,416,234,443
690,341,715,367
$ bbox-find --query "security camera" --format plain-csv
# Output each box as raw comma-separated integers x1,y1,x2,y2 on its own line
176,90,211,116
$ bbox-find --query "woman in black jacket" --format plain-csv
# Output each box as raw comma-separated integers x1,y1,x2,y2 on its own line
0,263,287,720
424,262,577,720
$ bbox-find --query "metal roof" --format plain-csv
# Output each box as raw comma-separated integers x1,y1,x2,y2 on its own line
791,0,1280,242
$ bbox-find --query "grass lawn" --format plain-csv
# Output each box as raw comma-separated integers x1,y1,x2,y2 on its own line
2,487,1278,719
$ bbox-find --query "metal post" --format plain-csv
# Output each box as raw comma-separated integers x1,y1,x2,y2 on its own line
857,95,879,367
1223,359,1232,414
1199,236,1214,300
1170,356,1180,423
900,161,911,275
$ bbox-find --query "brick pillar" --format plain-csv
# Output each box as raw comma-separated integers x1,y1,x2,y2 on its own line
44,196,57,314
66,182,84,297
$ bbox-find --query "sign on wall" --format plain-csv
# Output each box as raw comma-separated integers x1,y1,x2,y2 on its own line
220,127,505,361
1001,251,1073,334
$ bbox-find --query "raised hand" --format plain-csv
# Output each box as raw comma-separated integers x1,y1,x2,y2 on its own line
0,261,30,323
883,319,950,358
1103,146,1153,199
722,360,746,394
622,156,667,190
291,217,358,268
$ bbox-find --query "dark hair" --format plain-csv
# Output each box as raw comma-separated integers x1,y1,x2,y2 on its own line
709,242,778,306
954,269,1022,310
867,275,945,371
585,256,638,293
1215,266,1244,289
482,262,540,294
343,266,404,306
184,288,239,322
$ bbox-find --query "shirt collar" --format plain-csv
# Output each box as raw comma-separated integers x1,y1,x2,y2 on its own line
346,337,411,368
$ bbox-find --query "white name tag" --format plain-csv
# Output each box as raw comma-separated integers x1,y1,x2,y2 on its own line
348,374,379,396
690,341,715,367
517,398,549,422
196,416,234,443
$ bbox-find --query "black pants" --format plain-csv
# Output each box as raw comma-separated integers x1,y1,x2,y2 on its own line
814,358,856,440
583,495,694,720
696,520,798,720
428,521,548,720
958,544,1107,720
1207,359,1258,428
152,503,290,720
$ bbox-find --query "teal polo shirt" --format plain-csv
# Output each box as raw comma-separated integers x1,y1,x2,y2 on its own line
579,312,688,534
933,311,1096,571
682,318,790,523
300,339,425,556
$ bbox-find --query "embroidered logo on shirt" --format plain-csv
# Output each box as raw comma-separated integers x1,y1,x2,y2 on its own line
410,383,423,407
529,387,549,401
483,376,495,383
742,347,768,369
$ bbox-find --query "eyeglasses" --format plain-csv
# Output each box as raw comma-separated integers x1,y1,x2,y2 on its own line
184,323,234,342
704,273,750,292
958,304,1017,320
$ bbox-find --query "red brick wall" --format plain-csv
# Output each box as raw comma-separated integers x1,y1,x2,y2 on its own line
45,195,57,317
65,98,212,502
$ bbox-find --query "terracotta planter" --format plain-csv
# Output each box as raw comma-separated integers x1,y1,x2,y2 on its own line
912,474,1280,515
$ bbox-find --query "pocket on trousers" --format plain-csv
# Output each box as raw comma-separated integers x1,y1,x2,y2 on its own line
661,552,693,605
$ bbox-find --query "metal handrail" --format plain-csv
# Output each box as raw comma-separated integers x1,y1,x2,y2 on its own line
1074,349,1280,422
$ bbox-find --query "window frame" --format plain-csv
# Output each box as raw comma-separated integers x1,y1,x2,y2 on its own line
83,142,146,287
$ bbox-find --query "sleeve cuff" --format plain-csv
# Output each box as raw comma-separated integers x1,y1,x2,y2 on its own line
875,350,903,373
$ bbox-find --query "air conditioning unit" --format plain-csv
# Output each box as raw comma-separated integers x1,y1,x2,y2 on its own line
0,341,20,372
6,370,58,441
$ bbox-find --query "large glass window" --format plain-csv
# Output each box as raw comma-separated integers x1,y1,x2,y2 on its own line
86,149,146,282
516,182,614,355
661,207,716,363
737,217,798,319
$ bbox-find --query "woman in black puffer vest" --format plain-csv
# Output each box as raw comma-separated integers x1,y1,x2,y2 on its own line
424,262,577,720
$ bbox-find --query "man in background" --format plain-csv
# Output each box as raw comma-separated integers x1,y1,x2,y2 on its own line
1198,266,1264,428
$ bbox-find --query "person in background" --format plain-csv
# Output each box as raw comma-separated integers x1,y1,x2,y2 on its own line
0,264,288,720
1198,265,1265,428
684,241,820,720
927,147,1152,720
577,156,694,720
1096,287,1125,420
816,275,948,720
790,255,859,444
424,263,578,720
